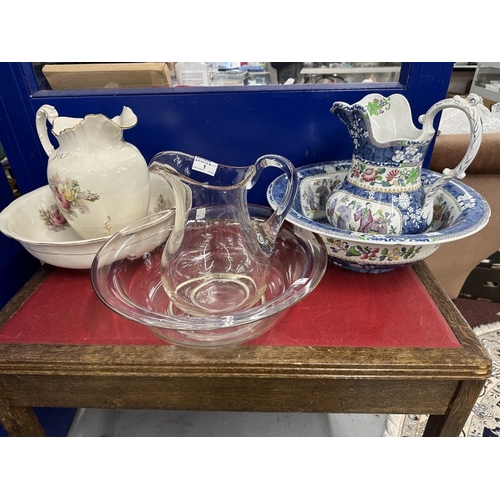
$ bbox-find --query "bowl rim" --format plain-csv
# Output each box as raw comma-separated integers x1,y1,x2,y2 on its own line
0,173,181,247
91,207,328,331
267,161,491,246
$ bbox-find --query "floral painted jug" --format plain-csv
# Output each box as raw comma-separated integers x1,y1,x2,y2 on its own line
36,105,151,239
325,93,483,235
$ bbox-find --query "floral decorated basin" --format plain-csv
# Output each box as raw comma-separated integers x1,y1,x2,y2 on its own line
267,162,491,273
0,172,191,269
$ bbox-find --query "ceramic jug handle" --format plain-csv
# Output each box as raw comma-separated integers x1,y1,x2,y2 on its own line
253,155,298,252
419,93,483,220
35,105,59,157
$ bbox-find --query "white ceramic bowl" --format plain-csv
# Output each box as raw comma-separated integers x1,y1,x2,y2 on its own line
0,173,191,269
91,205,327,348
267,161,491,273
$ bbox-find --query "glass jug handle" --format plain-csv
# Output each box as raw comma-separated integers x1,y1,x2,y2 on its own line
252,154,298,252
35,105,59,156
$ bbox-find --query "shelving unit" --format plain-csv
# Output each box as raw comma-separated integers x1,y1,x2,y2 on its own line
470,62,500,103
300,64,401,84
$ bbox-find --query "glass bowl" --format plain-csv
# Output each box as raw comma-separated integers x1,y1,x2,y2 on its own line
267,161,491,273
91,205,327,347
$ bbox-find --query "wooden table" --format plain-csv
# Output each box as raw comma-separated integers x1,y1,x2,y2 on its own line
0,261,491,437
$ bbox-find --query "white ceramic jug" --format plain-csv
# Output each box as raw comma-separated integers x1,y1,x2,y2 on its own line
36,105,151,239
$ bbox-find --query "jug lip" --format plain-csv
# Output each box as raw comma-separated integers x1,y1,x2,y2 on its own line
331,93,426,144
332,92,409,108
149,160,257,190
51,107,137,136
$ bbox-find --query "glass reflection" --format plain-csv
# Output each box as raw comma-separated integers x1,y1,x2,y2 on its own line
32,62,403,91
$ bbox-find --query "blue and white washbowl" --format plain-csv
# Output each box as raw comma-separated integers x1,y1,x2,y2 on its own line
267,161,491,273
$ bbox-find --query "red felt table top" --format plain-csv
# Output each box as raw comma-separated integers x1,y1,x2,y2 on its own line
0,263,461,348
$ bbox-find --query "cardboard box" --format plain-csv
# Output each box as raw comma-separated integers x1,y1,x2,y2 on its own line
42,63,172,90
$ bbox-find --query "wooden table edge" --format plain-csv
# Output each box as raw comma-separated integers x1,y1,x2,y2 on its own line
0,262,492,380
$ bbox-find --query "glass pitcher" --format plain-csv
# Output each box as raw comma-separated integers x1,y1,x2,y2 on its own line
149,151,298,316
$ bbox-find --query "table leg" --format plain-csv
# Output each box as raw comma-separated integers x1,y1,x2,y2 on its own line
0,393,45,437
423,379,485,437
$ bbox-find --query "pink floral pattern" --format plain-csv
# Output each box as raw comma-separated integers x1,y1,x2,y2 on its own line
386,169,399,182
361,167,377,182
347,161,420,192
326,237,422,263
49,173,100,220
39,204,70,232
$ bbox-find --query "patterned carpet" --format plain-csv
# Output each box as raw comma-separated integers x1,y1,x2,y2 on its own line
384,321,500,437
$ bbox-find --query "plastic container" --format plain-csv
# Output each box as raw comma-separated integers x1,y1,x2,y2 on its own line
211,70,247,86
174,62,209,86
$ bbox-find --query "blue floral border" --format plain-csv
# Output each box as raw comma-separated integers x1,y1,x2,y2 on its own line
267,161,491,246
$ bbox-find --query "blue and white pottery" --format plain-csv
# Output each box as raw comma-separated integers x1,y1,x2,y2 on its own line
267,162,491,273
325,93,483,235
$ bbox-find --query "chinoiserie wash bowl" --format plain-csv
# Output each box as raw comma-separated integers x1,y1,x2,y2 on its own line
266,162,491,273
0,172,191,269
91,205,327,348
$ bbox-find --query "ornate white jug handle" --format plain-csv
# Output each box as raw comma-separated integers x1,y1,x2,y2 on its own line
35,104,59,156
419,93,483,221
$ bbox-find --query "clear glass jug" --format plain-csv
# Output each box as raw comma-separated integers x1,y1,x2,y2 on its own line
149,151,298,316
